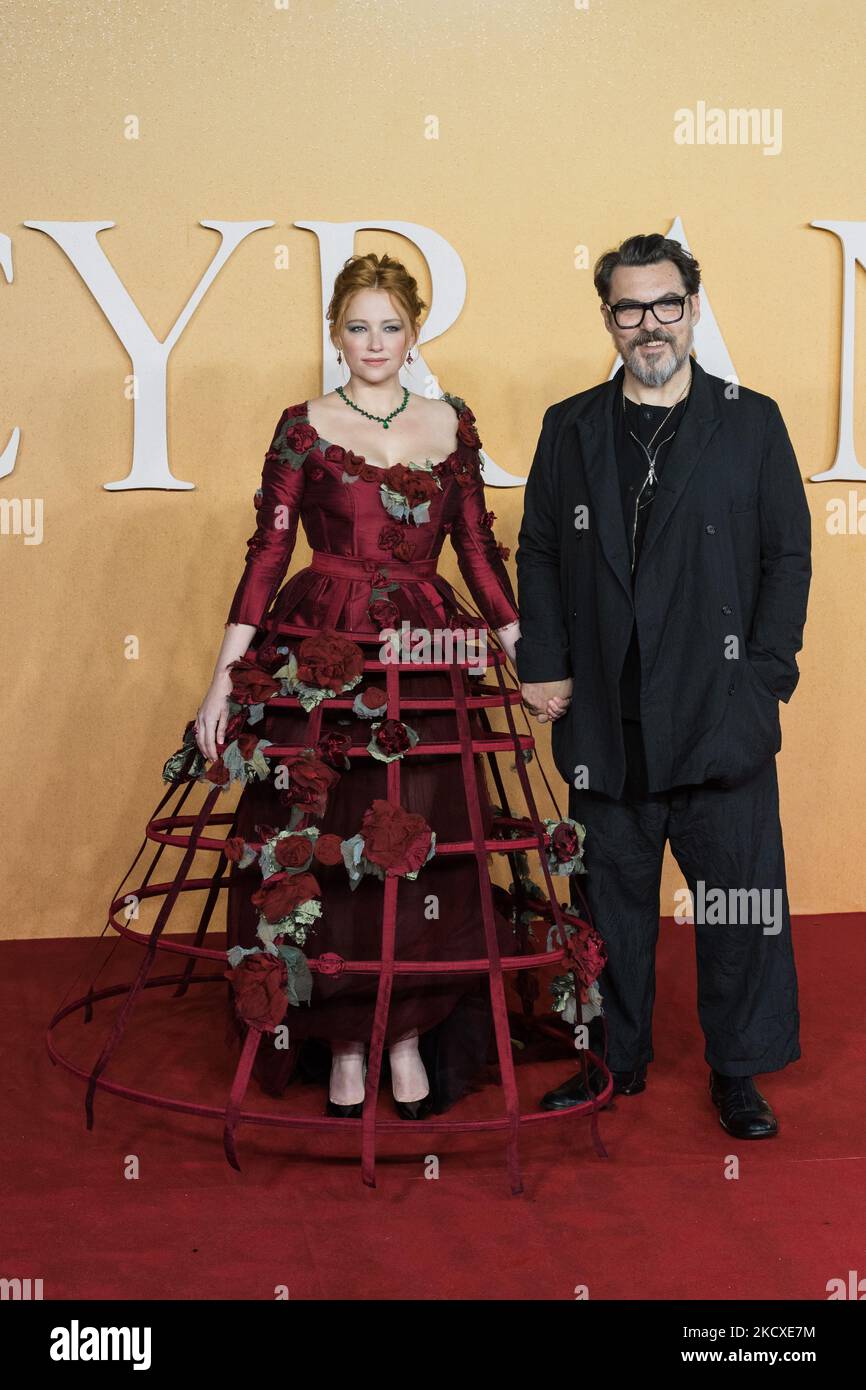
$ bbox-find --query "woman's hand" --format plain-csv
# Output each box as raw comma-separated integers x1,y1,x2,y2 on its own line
194,669,234,762
494,619,521,665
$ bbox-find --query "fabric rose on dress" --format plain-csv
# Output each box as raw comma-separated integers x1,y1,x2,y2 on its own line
377,523,416,563
368,596,400,629
361,799,434,876
543,817,587,876
547,910,607,1027
339,798,436,890
203,757,230,787
252,642,290,675
379,463,442,525
237,731,258,760
252,870,323,950
378,523,402,551
455,456,482,486
304,448,326,481
296,631,365,693
222,710,249,743
274,833,316,871
341,450,365,480
252,870,321,925
352,686,388,719
388,465,441,510
316,729,352,770
227,655,281,707
275,749,341,820
367,718,419,764
285,422,318,455
457,412,481,448
313,833,344,867
214,726,274,788
560,913,607,990
224,951,290,1032
273,632,365,713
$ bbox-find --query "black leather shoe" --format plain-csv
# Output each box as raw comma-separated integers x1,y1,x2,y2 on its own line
540,1062,647,1110
709,1070,778,1139
394,1091,434,1120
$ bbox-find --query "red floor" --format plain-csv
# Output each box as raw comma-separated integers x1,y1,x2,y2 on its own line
3,913,862,1301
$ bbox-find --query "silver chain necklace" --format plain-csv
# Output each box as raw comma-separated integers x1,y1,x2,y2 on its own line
622,369,691,572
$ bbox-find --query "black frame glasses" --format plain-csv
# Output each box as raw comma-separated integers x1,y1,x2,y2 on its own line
606,295,688,329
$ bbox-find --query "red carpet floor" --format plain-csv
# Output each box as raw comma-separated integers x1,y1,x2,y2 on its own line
2,913,863,1301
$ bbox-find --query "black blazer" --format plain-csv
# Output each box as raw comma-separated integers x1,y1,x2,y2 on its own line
514,358,811,796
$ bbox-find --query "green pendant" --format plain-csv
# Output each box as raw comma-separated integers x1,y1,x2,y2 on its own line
383,422,389,428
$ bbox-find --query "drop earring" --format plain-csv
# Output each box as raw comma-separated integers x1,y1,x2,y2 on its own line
406,350,414,364
336,349,342,365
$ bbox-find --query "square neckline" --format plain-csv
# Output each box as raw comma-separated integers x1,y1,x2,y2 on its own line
303,394,462,473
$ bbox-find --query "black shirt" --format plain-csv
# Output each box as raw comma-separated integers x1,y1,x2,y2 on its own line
613,379,691,719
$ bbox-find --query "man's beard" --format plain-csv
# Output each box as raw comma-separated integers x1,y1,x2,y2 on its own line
626,332,693,387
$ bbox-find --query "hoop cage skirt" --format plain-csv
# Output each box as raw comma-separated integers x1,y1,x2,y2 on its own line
47,564,612,1196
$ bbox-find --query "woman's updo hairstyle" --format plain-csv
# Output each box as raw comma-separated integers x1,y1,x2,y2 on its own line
327,252,427,349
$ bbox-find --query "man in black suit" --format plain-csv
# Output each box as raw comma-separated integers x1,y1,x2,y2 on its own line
515,233,811,1138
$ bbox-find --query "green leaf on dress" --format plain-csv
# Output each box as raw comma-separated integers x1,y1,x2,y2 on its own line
276,944,314,1007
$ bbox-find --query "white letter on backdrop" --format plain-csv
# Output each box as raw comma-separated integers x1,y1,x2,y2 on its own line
24,220,274,490
810,220,866,482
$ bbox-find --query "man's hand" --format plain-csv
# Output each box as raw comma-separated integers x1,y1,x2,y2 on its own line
520,678,573,723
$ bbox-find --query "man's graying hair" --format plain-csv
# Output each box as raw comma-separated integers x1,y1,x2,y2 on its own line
593,234,701,302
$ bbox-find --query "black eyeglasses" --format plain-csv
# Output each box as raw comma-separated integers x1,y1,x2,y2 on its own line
606,295,688,329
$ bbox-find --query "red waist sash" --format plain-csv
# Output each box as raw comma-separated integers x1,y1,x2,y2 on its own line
310,550,440,582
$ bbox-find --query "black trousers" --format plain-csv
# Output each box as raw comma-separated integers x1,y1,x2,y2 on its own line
569,720,801,1077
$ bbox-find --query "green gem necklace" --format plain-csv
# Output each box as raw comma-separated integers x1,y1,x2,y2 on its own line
336,383,409,429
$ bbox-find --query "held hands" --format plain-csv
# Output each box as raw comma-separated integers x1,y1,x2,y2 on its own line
194,668,234,762
520,677,573,724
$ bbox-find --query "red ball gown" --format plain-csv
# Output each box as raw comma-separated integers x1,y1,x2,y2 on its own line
221,394,526,1103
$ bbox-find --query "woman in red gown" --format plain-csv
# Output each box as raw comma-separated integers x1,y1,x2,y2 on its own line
194,252,524,1120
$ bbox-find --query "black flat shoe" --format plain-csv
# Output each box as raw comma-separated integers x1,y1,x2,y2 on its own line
394,1091,434,1120
540,1062,647,1111
709,1070,778,1139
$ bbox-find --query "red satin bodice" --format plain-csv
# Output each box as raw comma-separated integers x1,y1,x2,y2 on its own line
225,392,520,634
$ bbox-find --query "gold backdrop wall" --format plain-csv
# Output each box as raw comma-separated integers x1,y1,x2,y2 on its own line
2,0,864,938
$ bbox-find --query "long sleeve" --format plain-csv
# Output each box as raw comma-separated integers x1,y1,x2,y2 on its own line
746,398,812,701
225,410,307,628
448,453,520,632
514,405,572,683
